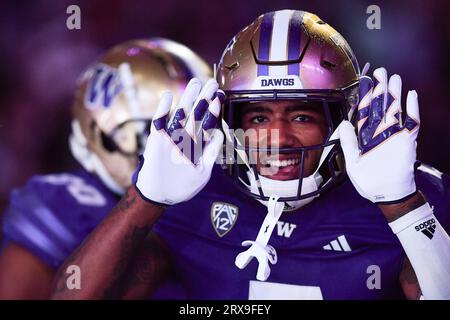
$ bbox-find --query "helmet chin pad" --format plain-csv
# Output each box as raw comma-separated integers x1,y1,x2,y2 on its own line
246,169,323,211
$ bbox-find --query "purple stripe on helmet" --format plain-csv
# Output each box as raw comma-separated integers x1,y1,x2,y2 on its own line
288,11,304,76
257,12,275,76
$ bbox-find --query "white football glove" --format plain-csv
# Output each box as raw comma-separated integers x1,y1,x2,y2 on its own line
339,67,420,203
134,78,224,205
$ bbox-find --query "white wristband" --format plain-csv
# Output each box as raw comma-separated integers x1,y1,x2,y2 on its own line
389,203,450,300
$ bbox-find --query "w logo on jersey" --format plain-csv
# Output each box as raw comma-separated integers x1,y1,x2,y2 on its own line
211,202,238,237
276,221,297,238
85,64,123,109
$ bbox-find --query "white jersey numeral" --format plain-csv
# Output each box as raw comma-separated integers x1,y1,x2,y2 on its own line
248,280,323,300
40,174,107,207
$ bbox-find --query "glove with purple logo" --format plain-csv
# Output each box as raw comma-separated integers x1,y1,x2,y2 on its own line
135,78,224,205
339,67,420,203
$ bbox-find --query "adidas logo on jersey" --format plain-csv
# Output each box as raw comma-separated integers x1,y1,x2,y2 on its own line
415,218,436,239
276,221,297,238
323,235,352,252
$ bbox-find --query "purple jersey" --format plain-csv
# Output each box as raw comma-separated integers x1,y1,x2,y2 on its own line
1,169,118,268
152,163,450,299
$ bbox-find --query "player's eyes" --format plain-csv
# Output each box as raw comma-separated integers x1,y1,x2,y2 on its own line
250,115,268,124
293,114,312,122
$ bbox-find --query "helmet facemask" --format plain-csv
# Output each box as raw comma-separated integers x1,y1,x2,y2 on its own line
222,85,357,211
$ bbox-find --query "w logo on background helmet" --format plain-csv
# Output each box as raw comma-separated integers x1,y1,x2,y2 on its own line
85,64,123,109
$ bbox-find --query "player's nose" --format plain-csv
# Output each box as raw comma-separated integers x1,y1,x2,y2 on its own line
267,120,298,148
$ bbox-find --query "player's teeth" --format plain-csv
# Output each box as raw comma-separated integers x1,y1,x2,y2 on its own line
265,158,300,167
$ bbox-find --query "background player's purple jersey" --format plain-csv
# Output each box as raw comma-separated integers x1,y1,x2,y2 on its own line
152,163,450,300
1,169,118,268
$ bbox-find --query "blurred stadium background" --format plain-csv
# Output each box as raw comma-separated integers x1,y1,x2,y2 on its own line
1,0,449,215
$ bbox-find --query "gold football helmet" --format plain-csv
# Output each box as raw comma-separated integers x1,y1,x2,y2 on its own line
216,10,360,210
70,38,211,194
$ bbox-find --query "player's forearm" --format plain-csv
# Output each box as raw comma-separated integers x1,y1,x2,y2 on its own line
50,186,165,300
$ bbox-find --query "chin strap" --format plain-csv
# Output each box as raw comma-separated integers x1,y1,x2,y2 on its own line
235,195,284,281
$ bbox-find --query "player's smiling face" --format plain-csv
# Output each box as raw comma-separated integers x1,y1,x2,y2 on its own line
240,100,328,181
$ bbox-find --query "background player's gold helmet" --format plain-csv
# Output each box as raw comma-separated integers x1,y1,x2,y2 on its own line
70,38,211,194
216,10,360,210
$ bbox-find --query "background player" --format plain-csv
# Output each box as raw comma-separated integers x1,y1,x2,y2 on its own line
0,38,211,299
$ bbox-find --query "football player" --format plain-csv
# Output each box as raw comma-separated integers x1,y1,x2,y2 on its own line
0,38,211,299
51,10,450,300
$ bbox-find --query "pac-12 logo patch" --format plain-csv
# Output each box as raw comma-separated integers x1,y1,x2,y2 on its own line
211,202,239,237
